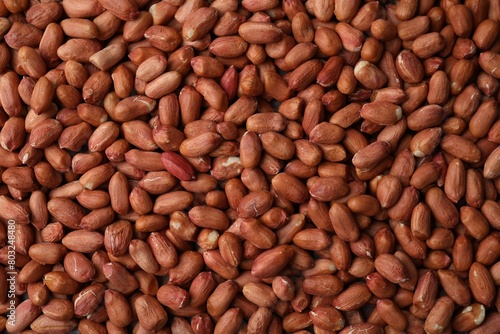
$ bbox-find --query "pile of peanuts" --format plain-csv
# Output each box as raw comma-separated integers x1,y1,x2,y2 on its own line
0,0,500,333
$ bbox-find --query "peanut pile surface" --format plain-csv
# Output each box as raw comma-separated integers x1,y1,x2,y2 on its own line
0,0,499,333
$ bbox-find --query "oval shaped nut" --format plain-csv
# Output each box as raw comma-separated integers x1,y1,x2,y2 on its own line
481,199,500,230
448,4,473,37
347,194,381,216
18,46,47,79
161,151,196,181
152,124,185,152
64,60,88,89
145,71,182,99
484,145,500,179
314,26,343,56
251,245,295,278
218,232,242,268
30,76,55,116
376,175,403,209
121,120,156,152
410,162,441,190
62,230,104,253
211,156,243,180
203,250,239,280
473,19,499,50
412,32,445,59
5,300,41,333
240,131,261,169
209,36,248,58
354,60,387,90
189,206,229,230
437,269,471,307
407,103,445,131
2,166,37,192
271,172,309,203
104,289,133,327
332,283,371,311
309,122,345,145
452,303,486,332
147,232,178,269
288,59,324,91
103,262,139,295
260,131,295,160
135,55,167,82
469,262,496,307
376,299,408,331
283,42,318,71
104,220,132,257
395,50,424,84
43,271,81,295
60,18,99,39
214,308,243,334
246,112,288,133
310,306,346,331
460,206,489,240
469,99,498,139
135,294,168,331
63,251,95,283
425,187,459,228
79,163,114,190
1,116,26,151
294,139,322,167
179,132,223,158
195,77,228,112
42,298,75,320
47,198,85,229
28,243,67,265
129,239,160,275
238,22,283,44
428,71,450,105
237,190,273,218
5,22,43,50
302,273,343,297
410,127,443,158
154,191,193,215
335,22,364,52
329,203,360,242
30,316,78,333
352,141,391,171
58,122,92,151
113,96,156,122
0,71,22,117
88,122,120,152
293,229,331,251
239,217,276,249
206,281,239,319
308,176,349,202
366,272,396,299
374,253,409,284
191,56,225,78
424,296,455,334
440,135,481,164
182,7,218,42
57,38,102,63
360,101,402,126
262,71,292,102
144,25,181,52
242,282,277,308
223,96,258,126
25,2,63,30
